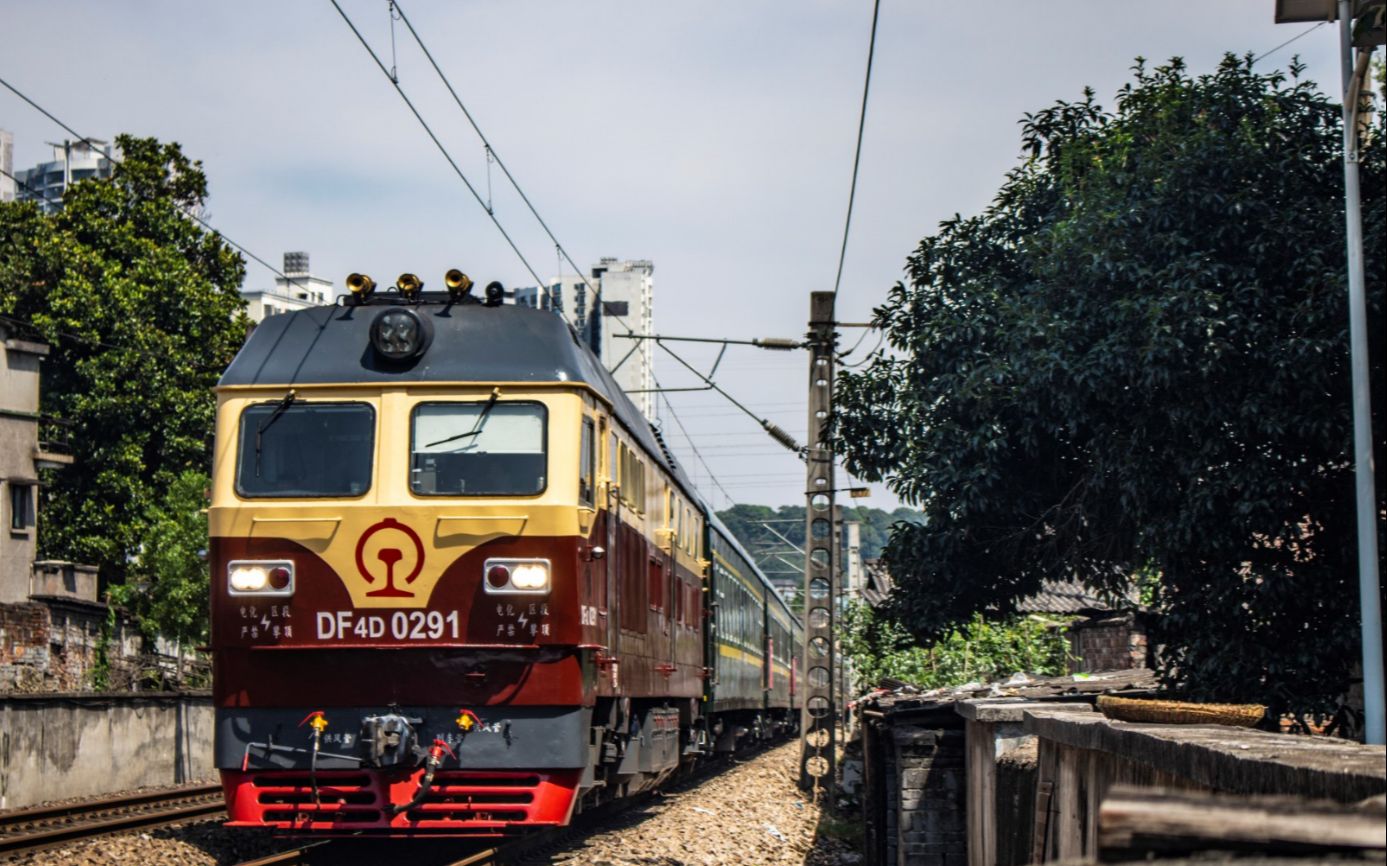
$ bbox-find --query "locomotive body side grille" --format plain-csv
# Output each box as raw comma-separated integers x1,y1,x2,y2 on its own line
222,768,579,834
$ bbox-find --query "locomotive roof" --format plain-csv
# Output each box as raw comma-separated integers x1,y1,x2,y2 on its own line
219,299,695,500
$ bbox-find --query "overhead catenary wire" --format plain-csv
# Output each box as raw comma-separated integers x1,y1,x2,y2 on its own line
326,0,552,293
830,0,882,297
0,75,318,297
387,0,619,331
657,376,738,510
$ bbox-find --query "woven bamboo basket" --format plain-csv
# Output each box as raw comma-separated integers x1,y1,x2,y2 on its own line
1096,695,1266,727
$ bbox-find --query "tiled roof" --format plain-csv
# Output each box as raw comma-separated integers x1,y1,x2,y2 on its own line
1016,579,1116,614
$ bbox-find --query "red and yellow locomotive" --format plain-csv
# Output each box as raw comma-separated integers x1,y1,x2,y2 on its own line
209,274,799,835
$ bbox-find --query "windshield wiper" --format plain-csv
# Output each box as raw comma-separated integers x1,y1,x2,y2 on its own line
255,390,298,477
426,388,500,449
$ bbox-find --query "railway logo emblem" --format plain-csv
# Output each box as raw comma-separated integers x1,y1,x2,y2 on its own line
355,518,426,598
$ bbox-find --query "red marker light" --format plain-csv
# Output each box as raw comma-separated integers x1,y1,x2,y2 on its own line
268,566,292,590
486,565,511,588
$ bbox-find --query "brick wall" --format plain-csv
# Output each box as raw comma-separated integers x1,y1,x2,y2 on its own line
1067,614,1147,673
0,602,51,689
863,713,967,866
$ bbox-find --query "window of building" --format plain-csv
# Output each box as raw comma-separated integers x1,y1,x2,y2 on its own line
9,483,35,532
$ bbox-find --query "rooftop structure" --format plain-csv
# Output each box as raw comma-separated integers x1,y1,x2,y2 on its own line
239,252,336,323
13,138,116,212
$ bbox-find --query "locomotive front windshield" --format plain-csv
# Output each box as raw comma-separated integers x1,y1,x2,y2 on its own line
411,401,547,496
236,402,375,498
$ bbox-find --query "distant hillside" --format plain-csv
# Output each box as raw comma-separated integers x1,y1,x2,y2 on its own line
714,503,923,579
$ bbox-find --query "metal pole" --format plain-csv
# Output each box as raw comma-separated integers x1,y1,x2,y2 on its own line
1338,0,1384,745
799,291,838,791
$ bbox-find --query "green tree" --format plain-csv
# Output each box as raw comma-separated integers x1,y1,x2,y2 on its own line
835,56,1384,712
110,470,211,650
0,136,248,582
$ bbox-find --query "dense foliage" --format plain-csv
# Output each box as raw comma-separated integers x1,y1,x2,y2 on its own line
841,602,1070,692
834,56,1384,712
0,136,248,583
109,470,212,650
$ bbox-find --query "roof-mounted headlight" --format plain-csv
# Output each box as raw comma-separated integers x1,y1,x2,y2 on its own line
371,308,431,361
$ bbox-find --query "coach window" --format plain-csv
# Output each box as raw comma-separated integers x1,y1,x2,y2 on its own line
237,402,374,498
579,417,595,506
411,401,547,496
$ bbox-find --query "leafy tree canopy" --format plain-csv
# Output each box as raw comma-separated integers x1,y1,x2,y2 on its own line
0,135,248,582
111,470,211,649
835,56,1384,711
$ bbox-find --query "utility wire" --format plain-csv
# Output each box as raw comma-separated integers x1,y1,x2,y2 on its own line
388,0,621,332
831,0,882,297
1252,21,1327,64
327,0,550,291
0,74,316,295
657,376,738,510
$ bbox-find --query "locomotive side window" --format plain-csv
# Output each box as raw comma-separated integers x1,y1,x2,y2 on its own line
236,402,375,498
410,401,547,496
579,418,595,506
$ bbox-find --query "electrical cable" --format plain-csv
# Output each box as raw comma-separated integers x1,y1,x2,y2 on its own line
656,375,738,509
831,0,882,297
388,1,616,327
327,0,552,292
1252,21,1327,64
0,74,317,295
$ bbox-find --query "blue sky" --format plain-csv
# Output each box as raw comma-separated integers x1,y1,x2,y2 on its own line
1,1,1349,511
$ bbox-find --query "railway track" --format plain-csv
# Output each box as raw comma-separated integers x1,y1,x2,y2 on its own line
0,783,225,860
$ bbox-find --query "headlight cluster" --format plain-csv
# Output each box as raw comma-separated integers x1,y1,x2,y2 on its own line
482,558,551,595
228,560,295,596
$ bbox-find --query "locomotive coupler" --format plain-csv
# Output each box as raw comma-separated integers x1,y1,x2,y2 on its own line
359,712,424,769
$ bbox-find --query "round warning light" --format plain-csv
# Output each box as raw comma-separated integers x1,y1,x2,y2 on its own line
268,566,292,590
486,565,511,588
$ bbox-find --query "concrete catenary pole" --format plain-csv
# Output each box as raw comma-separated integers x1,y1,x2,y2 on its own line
799,291,838,791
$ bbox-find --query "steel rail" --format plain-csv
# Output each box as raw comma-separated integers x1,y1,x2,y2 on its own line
0,783,225,858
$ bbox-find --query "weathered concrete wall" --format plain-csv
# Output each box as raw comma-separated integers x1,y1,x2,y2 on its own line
1025,707,1387,862
960,700,1085,866
0,692,213,809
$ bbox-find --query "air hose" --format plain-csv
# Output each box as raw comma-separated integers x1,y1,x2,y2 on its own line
390,739,454,816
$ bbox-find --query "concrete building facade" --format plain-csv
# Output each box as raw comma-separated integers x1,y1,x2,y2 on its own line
13,138,116,212
239,251,336,323
519,259,657,421
0,324,73,604
589,258,655,420
0,129,14,203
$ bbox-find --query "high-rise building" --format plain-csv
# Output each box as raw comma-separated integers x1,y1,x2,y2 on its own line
516,259,656,419
240,252,336,323
589,258,655,420
0,130,14,203
14,138,116,212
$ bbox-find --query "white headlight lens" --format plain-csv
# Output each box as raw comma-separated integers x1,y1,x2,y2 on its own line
230,565,268,592
511,563,549,589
